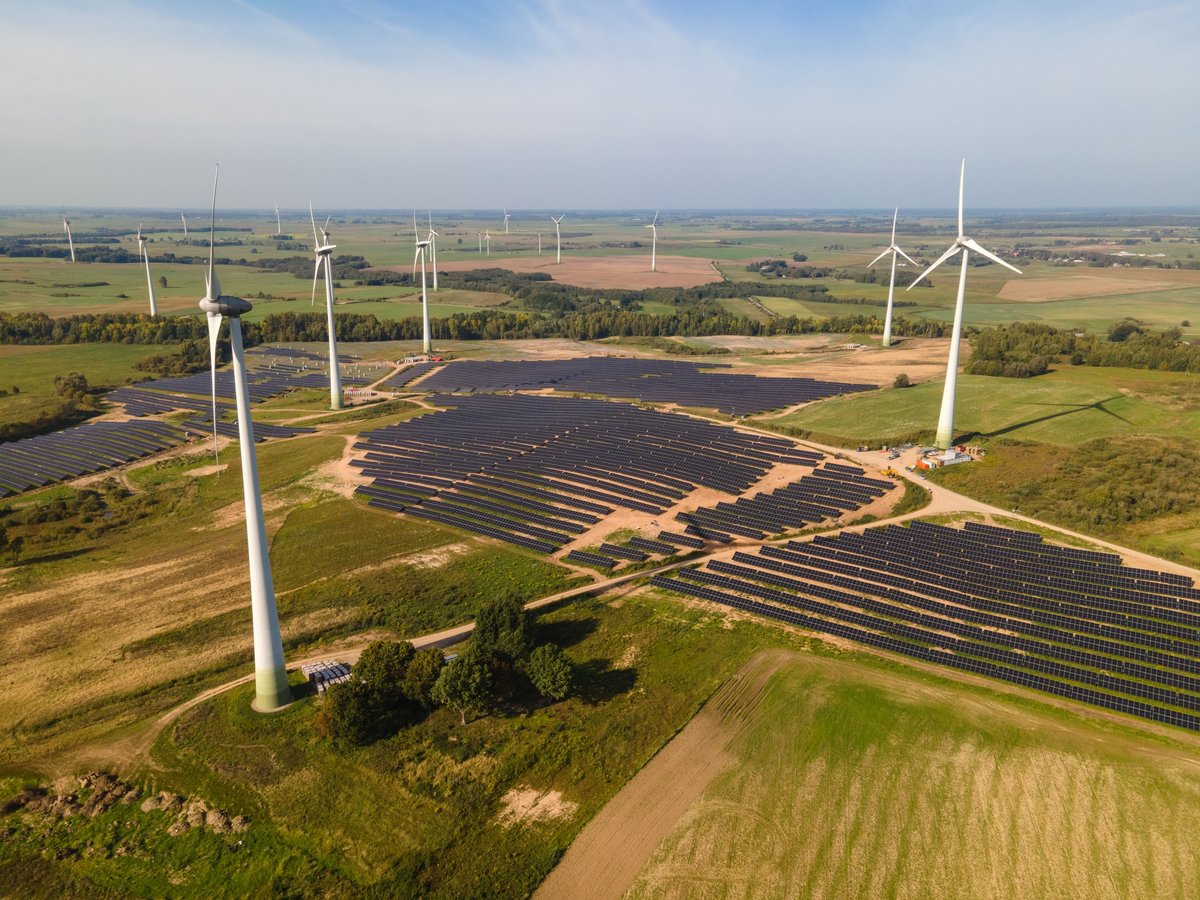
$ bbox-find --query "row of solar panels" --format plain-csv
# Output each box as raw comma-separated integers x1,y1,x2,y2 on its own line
410,356,875,416
0,420,187,498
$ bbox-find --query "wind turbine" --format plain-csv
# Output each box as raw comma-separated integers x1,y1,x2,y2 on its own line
478,232,482,253
275,205,282,236
502,209,510,234
908,159,1022,449
309,203,343,410
645,210,658,272
868,209,919,348
414,213,433,354
426,211,439,291
552,214,564,264
137,224,157,316
181,213,188,236
63,215,76,263
537,232,542,255
198,164,290,712
484,230,491,257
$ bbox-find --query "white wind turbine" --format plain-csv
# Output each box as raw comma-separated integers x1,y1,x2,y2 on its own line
413,213,433,354
63,214,76,263
198,164,290,712
502,209,510,234
537,232,542,255
181,213,188,236
137,224,157,316
645,210,658,272
908,160,1022,449
309,202,343,410
484,230,491,257
275,205,282,235
868,208,919,348
478,232,482,253
551,214,564,264
426,211,439,291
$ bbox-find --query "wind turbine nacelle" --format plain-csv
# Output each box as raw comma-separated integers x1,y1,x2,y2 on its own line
317,243,336,255
200,295,253,317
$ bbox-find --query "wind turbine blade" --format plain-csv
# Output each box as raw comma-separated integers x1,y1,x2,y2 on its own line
413,248,420,278
309,202,319,246
653,209,659,226
957,159,965,239
207,164,220,299
891,208,898,245
205,312,223,464
311,258,322,305
868,248,891,267
962,238,1022,274
895,247,920,267
906,243,961,290
323,214,331,235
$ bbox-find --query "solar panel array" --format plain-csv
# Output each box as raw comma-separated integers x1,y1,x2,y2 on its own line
0,421,187,498
652,521,1200,730
352,393,855,553
674,464,893,541
413,357,874,415
381,361,441,390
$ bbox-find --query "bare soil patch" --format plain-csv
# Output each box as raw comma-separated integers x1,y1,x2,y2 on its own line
534,649,793,900
497,787,579,828
401,254,721,290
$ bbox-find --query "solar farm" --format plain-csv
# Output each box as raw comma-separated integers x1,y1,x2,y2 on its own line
402,356,875,415
652,520,1200,730
351,392,894,561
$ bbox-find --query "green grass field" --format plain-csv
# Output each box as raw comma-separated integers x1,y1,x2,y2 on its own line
761,365,1200,447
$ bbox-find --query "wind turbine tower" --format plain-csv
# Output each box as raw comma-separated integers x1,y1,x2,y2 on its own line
503,209,510,234
484,230,491,257
645,210,658,272
275,205,282,236
309,203,343,410
908,160,1022,450
538,232,542,255
137,225,157,316
868,209,919,348
181,213,188,236
198,164,290,712
63,216,76,263
413,214,434,354
552,215,564,264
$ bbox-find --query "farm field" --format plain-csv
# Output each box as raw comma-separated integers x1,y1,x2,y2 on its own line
599,649,1200,900
416,254,722,290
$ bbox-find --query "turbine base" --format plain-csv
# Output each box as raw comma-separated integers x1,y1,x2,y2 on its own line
252,667,292,713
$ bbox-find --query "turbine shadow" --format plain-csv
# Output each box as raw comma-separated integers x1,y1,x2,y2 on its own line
980,395,1130,439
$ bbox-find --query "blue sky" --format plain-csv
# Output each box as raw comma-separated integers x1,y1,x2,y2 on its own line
0,0,1196,209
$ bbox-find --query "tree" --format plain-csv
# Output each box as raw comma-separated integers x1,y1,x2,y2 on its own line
157,275,168,289
354,640,415,702
526,644,574,701
473,593,530,662
315,679,375,746
432,651,492,725
401,647,445,709
892,373,911,389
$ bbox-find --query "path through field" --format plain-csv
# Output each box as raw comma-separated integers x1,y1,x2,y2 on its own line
535,650,792,900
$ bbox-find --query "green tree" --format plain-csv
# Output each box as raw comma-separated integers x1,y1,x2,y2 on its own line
473,593,530,662
316,680,375,746
526,644,574,701
432,651,492,725
354,640,415,701
401,647,445,709
892,373,910,389
157,275,168,289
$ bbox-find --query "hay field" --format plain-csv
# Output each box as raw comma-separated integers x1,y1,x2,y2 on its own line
610,650,1200,900
997,268,1200,302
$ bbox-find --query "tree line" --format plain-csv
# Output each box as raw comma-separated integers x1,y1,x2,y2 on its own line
966,320,1200,376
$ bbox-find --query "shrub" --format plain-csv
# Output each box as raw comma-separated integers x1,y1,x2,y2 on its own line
316,680,375,746
893,373,911,389
526,644,574,701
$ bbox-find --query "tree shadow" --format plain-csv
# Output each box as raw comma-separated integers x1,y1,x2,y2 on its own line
574,658,637,706
980,395,1130,439
532,615,598,650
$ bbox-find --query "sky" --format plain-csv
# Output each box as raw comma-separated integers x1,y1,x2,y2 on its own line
0,0,1196,210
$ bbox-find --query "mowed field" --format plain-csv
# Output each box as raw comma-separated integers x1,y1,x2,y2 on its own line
585,648,1200,900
